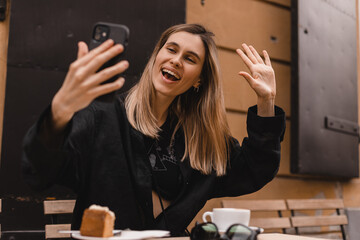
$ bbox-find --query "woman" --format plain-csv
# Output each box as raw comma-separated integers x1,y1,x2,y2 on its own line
22,24,285,235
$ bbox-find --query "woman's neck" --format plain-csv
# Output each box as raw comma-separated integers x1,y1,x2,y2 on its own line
152,93,174,127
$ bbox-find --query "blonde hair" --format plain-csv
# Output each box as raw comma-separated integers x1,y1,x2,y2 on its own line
125,24,232,176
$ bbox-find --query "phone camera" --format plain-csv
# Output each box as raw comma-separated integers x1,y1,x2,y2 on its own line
94,25,109,42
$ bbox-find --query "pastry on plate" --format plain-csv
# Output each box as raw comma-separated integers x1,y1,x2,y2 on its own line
80,204,115,237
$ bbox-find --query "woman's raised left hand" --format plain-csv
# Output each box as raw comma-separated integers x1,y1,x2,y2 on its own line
236,43,276,116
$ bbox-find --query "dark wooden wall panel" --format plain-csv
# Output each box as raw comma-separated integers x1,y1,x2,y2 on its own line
291,0,358,177
0,0,185,236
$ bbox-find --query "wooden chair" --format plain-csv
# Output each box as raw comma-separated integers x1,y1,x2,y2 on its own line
43,199,76,239
286,199,348,240
221,199,291,233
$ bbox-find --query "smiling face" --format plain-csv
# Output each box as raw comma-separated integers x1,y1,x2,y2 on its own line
152,31,206,101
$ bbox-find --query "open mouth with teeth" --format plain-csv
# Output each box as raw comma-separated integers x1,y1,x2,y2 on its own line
162,68,181,81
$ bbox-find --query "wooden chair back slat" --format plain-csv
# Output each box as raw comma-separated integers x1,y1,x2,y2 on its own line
44,200,76,239
221,199,290,232
286,198,348,240
45,224,71,239
287,199,344,210
222,199,287,211
291,215,348,227
44,200,75,214
251,217,291,229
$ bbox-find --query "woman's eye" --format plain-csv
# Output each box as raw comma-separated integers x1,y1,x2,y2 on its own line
186,57,195,63
167,48,176,53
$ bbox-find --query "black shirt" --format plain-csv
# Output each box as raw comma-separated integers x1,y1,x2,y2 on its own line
144,117,183,201
22,98,285,235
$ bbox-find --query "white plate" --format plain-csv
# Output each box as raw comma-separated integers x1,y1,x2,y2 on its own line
71,232,121,240
71,230,170,240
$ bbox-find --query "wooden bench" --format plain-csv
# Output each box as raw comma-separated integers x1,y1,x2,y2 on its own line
286,199,348,239
221,199,291,233
43,199,76,239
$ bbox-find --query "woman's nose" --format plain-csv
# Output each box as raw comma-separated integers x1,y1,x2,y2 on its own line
170,55,182,67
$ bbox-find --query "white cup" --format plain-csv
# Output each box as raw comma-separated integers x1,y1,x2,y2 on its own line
202,208,251,231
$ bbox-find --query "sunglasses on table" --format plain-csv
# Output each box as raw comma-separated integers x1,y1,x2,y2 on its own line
190,222,260,240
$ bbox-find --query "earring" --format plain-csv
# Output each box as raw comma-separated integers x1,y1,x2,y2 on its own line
193,80,201,92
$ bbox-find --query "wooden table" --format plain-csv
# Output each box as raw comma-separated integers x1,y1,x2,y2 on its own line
150,233,330,240
258,234,331,240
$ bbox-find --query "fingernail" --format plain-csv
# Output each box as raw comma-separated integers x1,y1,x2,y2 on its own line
113,44,122,51
118,77,125,84
115,78,124,88
117,44,124,51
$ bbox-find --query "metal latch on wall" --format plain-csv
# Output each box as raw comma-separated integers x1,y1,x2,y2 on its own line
325,116,360,140
0,0,7,21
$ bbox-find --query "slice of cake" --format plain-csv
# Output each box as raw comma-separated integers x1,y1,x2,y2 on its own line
80,205,115,237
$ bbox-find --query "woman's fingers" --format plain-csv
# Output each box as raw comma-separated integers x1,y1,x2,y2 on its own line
236,48,253,70
238,71,254,86
52,40,128,121
91,60,129,86
249,45,264,64
242,43,258,64
263,50,272,67
82,44,124,76
237,44,276,100
71,39,115,70
90,77,126,98
77,41,89,60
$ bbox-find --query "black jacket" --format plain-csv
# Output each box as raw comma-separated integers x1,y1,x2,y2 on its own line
22,97,285,235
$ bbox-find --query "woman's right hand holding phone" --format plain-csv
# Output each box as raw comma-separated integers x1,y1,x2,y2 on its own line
51,40,129,131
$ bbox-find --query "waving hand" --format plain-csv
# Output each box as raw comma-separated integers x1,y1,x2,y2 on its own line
236,43,275,116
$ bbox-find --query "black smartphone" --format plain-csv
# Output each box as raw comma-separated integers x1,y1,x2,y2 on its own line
88,22,130,101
